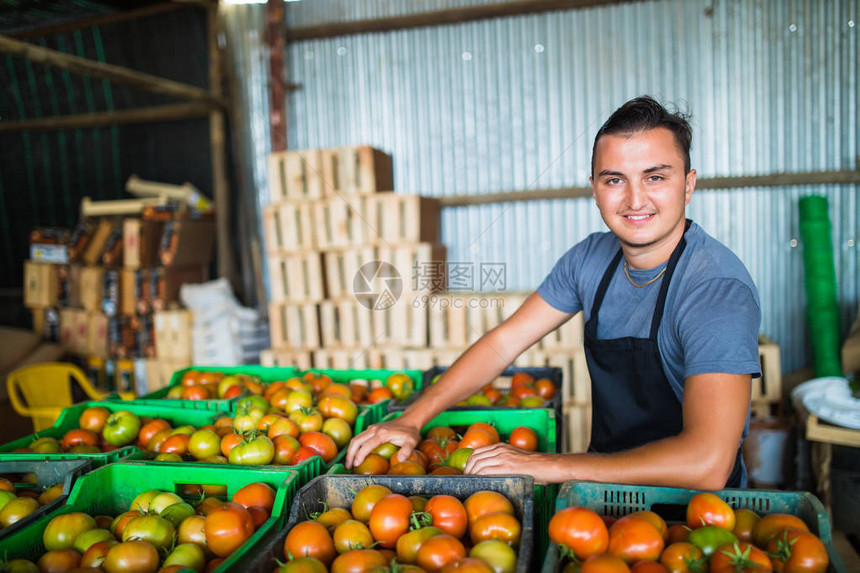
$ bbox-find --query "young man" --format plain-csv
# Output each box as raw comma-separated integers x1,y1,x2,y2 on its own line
346,96,761,489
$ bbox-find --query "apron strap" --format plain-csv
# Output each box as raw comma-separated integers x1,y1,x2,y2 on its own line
648,219,692,340
585,249,624,339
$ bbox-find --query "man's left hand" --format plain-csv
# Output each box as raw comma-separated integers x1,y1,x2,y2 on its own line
463,443,556,485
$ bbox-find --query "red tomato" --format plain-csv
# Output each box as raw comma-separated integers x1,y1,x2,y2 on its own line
272,435,301,465
580,554,631,573
426,427,457,442
710,542,773,573
415,534,466,573
160,434,191,456
548,506,609,559
103,540,159,572
659,541,705,573
352,484,393,523
666,524,691,544
38,549,80,572
510,372,534,389
508,427,538,451
138,419,171,449
232,482,276,514
299,432,339,464
425,495,468,538
535,378,557,399
331,549,388,573
204,502,255,557
183,385,211,400
284,521,336,565
61,429,99,450
369,494,413,548
766,529,828,573
686,493,735,531
464,491,515,528
467,423,500,443
353,453,390,475
732,508,761,544
470,512,522,547
367,387,394,404
751,514,809,548
608,515,665,564
631,562,669,573
79,406,110,433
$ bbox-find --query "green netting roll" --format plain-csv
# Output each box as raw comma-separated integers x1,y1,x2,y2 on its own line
798,195,842,376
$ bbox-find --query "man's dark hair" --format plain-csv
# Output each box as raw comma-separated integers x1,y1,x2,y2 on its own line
591,96,693,175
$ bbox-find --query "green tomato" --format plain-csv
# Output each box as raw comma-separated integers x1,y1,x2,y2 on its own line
284,390,314,414
68,444,101,454
4,560,39,573
154,452,184,462
688,525,739,557
73,528,114,554
188,429,221,460
102,410,141,446
228,435,275,465
237,394,269,412
322,417,353,449
233,404,265,433
43,512,96,551
465,394,493,406
130,490,161,512
396,526,443,564
163,542,206,571
122,515,176,550
0,497,39,527
160,502,196,527
28,437,62,453
149,492,184,515
519,396,545,408
171,425,197,436
448,448,474,472
470,539,518,573
372,442,400,460
0,489,16,511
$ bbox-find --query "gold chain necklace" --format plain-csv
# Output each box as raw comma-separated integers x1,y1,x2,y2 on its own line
623,260,666,288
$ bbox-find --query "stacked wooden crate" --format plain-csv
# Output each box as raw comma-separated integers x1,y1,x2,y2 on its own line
260,146,446,370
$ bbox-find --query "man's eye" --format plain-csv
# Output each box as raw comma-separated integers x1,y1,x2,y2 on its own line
647,175,663,182
605,178,621,185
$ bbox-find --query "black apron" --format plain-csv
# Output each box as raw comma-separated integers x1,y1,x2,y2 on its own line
583,222,744,488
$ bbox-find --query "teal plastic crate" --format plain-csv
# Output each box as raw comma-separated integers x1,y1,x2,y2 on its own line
541,482,846,573
0,461,299,572
0,401,220,466
0,459,91,540
382,407,559,454
231,474,535,572
126,365,301,412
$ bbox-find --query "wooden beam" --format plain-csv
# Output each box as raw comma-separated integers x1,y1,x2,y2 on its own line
0,34,225,108
0,103,210,133
437,170,860,207
207,3,236,286
9,3,184,40
287,0,630,42
267,0,288,151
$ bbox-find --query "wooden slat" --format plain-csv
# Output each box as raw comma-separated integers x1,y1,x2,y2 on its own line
268,302,321,350
323,246,379,300
267,253,325,303
806,415,860,447
260,348,313,369
267,150,324,202
262,201,318,252
314,195,379,249
374,195,441,245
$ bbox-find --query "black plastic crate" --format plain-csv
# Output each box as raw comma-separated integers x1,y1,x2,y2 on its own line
0,458,92,540
231,473,535,573
391,366,563,448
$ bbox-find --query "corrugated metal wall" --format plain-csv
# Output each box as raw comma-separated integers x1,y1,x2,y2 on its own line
228,0,860,374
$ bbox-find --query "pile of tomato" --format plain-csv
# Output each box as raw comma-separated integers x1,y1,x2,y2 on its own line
4,481,276,572
279,483,522,573
11,407,147,456
352,422,539,476
548,492,829,573
0,476,64,531
428,372,556,409
166,370,416,407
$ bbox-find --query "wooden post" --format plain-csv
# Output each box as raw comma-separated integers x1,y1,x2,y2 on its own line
0,103,210,133
207,3,236,286
267,0,288,152
0,35,224,108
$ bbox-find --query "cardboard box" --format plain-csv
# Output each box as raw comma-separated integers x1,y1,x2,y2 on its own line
154,310,192,361
144,358,192,394
79,266,104,312
843,306,860,375
23,261,59,308
124,218,165,269
150,266,208,312
59,308,88,355
87,312,109,359
82,219,115,266
159,219,215,267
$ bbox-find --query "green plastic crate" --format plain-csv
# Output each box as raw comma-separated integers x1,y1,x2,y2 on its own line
0,401,220,466
382,407,559,454
231,474,535,573
126,365,301,412
0,461,299,572
0,459,92,540
541,482,846,573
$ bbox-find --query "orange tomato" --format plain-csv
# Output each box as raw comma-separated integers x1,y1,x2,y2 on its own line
508,427,538,451
467,423,500,443
232,482,276,514
78,406,111,433
510,372,534,389
183,385,211,400
284,521,336,566
205,502,255,558
138,419,171,449
181,370,201,387
299,432,339,464
535,378,557,399
367,387,394,404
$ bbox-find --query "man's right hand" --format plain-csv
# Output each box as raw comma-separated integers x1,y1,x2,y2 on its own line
345,419,422,469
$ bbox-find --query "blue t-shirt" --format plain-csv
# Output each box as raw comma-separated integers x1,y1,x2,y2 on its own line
537,222,762,404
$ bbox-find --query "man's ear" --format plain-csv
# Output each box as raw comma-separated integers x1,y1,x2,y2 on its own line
684,169,696,205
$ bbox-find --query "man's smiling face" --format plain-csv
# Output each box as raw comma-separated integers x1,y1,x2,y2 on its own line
591,126,696,268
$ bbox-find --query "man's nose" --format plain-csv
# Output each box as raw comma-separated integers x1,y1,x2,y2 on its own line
626,182,647,210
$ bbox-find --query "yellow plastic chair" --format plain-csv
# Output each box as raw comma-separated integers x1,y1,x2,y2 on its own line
7,362,134,432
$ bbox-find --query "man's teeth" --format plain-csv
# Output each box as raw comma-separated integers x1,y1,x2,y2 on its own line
626,215,651,220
